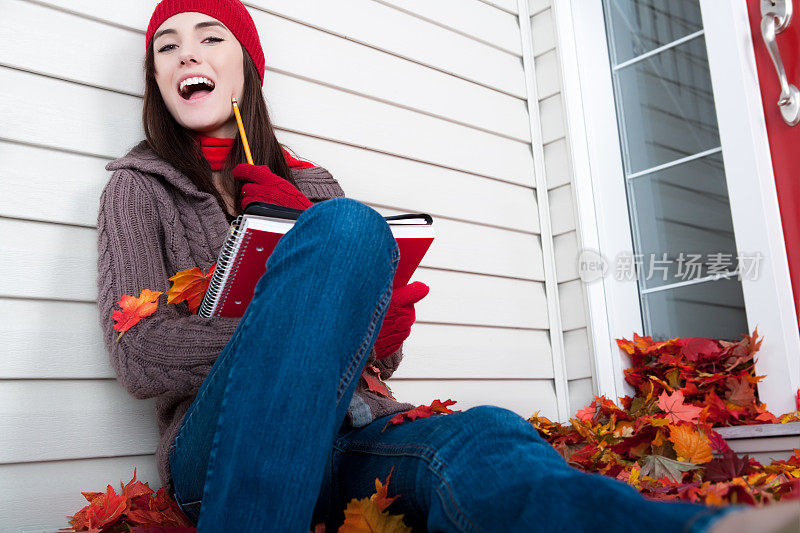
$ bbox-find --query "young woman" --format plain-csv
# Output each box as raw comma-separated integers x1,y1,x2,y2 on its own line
96,1,798,531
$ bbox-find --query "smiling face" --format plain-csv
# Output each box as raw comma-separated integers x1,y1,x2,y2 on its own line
152,12,245,138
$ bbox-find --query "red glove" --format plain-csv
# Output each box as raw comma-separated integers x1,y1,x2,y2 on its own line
232,163,313,211
373,281,430,360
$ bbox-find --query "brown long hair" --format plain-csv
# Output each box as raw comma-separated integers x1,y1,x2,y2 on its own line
142,42,294,217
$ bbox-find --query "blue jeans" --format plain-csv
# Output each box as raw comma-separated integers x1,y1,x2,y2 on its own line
169,197,733,532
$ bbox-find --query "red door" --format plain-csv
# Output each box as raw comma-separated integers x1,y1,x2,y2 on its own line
747,1,800,323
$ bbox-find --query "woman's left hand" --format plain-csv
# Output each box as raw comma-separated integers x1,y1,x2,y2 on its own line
373,281,430,360
232,163,313,211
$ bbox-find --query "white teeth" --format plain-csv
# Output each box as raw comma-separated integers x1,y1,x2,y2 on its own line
179,76,216,93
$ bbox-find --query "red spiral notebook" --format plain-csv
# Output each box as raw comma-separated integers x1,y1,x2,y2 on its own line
198,202,435,318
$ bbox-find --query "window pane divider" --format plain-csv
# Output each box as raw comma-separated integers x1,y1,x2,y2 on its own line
639,269,739,295
626,146,722,181
612,29,705,71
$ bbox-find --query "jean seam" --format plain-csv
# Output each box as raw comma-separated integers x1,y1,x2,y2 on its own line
336,280,392,402
335,244,399,403
172,492,198,525
175,330,241,446
434,480,483,533
196,349,239,526
334,439,483,533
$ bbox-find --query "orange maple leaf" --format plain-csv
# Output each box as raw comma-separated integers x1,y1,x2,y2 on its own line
373,466,401,512
62,468,194,532
68,484,127,532
339,467,411,533
111,289,162,342
116,466,154,517
383,399,459,431
669,424,713,464
616,333,680,355
657,390,702,425
167,264,216,314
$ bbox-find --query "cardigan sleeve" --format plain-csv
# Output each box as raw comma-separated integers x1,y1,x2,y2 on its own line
371,346,404,380
96,170,241,400
291,166,346,203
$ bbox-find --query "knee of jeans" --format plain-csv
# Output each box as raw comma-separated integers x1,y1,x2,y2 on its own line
306,198,398,263
463,405,520,426
450,406,552,453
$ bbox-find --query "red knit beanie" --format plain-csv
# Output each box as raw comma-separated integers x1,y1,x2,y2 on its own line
146,0,265,85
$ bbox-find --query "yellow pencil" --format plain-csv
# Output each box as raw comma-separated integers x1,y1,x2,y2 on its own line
231,96,254,165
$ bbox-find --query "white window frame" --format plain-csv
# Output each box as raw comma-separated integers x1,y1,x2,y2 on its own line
553,0,800,414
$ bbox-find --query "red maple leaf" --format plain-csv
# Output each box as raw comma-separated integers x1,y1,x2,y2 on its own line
62,469,194,532
707,429,733,454
657,390,702,425
383,399,459,430
677,337,721,362
575,403,597,422
361,365,395,400
704,451,752,482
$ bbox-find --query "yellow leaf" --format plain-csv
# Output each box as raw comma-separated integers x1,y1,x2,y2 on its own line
338,498,411,533
628,466,640,488
653,429,666,448
338,467,410,533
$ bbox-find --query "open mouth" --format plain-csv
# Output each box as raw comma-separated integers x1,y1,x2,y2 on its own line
179,76,216,100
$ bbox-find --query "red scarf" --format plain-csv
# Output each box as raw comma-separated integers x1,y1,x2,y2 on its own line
196,134,316,170
197,135,234,171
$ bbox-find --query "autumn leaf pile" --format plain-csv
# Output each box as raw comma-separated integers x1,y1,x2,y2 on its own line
528,330,800,506
58,468,194,533
60,391,456,532
106,263,800,518
61,400,457,532
61,466,413,533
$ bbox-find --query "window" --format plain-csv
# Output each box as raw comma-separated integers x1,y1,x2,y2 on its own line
601,0,748,340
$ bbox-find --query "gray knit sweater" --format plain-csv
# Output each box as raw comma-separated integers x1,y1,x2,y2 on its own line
96,140,414,495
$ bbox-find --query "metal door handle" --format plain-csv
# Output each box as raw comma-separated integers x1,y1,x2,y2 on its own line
761,0,800,125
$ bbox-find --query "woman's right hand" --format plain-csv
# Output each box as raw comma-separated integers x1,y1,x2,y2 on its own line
232,163,314,211
373,281,430,359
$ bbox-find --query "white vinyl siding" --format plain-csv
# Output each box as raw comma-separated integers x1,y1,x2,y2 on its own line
0,0,596,529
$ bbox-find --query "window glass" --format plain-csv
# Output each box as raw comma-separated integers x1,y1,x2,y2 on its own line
602,0,748,341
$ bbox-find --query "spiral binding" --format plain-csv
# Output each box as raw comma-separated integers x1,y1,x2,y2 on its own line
198,215,246,317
